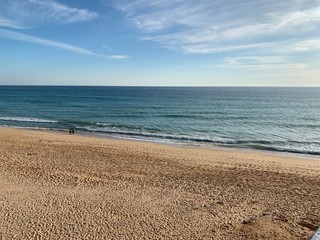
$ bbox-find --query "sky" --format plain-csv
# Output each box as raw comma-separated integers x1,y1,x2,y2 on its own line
0,0,319,86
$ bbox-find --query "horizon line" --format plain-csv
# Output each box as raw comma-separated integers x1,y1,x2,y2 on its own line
0,85,320,88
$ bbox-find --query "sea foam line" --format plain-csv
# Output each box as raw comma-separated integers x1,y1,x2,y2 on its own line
0,116,57,123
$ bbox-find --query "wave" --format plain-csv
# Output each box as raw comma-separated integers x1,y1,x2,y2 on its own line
1,118,320,156
0,116,57,123
95,122,162,132
78,125,229,143
77,125,320,156
241,144,320,156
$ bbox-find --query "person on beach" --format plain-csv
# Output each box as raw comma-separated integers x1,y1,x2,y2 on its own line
69,128,75,134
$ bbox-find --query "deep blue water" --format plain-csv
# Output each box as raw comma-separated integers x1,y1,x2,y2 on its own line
0,86,320,156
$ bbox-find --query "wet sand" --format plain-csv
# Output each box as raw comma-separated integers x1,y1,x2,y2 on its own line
0,127,319,239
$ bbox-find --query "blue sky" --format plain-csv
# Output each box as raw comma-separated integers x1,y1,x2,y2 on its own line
0,0,319,86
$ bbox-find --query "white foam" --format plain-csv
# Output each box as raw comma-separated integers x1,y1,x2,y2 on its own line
310,228,320,240
0,116,57,123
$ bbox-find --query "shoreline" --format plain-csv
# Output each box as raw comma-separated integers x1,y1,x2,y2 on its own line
3,125,320,162
1,126,320,239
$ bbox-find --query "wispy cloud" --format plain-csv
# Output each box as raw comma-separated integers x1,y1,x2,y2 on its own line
114,0,320,54
0,28,129,60
0,0,98,29
108,55,130,59
0,17,25,29
226,56,288,65
292,39,320,51
221,55,307,69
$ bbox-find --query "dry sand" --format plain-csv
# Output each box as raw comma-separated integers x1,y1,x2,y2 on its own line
0,127,319,239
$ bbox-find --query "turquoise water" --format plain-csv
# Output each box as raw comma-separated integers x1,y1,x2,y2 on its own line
0,86,320,156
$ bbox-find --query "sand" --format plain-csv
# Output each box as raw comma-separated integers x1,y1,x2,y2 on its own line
0,127,319,239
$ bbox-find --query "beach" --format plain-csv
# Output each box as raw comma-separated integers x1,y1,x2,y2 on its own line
0,127,319,239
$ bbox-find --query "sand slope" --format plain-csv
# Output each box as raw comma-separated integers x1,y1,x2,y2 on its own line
0,127,319,239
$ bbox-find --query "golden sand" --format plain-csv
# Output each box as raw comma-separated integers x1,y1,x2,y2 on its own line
0,127,319,239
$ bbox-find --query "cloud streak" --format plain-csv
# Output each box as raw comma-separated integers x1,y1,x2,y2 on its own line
221,56,307,69
0,0,98,29
0,17,25,29
115,0,320,54
0,28,129,60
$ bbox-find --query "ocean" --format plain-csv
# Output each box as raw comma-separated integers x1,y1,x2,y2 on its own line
0,86,319,156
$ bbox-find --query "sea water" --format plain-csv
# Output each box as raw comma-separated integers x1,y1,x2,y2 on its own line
0,86,319,156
